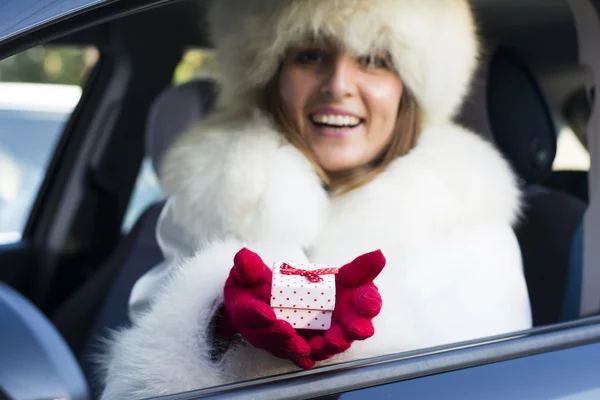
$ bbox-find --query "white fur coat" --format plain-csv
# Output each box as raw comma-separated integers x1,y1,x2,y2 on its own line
99,109,532,399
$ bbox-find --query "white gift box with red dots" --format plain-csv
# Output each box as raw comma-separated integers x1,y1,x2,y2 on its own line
270,262,337,331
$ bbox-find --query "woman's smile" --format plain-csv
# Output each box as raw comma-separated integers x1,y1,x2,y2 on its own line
279,43,403,172
309,107,365,137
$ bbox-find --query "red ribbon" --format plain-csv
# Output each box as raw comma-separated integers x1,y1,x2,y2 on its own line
280,263,339,283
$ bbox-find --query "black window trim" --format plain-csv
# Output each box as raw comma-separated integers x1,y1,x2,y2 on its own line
155,316,600,400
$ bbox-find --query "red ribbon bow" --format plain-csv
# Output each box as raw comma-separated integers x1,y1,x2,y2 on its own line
280,263,339,283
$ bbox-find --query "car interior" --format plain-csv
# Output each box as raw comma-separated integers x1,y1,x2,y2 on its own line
0,0,596,398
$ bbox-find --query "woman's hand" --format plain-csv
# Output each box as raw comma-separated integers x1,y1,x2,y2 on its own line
223,248,315,369
299,251,385,362
223,248,385,369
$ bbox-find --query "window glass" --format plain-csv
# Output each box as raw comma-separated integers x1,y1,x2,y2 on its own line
172,48,219,85
553,126,591,171
0,45,99,244
121,157,164,233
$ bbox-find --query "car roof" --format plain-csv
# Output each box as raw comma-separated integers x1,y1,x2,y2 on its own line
0,0,110,45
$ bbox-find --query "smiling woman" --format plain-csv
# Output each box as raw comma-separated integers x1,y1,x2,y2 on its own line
99,0,533,398
269,40,418,191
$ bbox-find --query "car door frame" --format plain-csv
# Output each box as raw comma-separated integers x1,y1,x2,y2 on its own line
150,318,600,399
0,0,183,312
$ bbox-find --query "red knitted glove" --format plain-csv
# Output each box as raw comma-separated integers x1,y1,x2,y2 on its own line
223,248,315,369
299,251,385,362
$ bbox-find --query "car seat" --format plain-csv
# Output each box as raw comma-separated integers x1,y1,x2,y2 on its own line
458,44,587,326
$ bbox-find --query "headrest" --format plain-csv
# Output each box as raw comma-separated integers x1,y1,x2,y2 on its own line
487,47,557,183
145,80,216,174
459,45,557,184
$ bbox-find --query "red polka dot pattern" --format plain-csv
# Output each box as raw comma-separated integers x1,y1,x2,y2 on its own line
273,308,332,330
270,261,337,331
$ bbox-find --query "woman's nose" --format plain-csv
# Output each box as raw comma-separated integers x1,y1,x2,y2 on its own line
321,55,358,99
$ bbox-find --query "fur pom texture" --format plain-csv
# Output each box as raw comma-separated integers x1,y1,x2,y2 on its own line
208,0,479,123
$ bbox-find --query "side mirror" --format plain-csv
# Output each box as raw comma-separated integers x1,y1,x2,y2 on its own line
0,282,90,400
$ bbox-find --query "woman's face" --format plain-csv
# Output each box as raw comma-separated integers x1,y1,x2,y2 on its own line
279,41,403,172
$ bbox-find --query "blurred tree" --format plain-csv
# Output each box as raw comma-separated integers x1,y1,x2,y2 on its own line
173,48,220,85
0,46,99,86
1,45,221,87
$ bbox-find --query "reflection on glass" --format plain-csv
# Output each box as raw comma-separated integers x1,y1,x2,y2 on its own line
0,45,98,243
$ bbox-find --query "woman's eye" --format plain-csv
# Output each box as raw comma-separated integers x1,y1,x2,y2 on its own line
295,49,324,64
359,54,392,70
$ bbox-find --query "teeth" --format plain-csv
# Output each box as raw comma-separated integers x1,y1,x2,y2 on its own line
311,114,361,127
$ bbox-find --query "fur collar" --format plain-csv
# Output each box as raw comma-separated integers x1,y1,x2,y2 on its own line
160,109,521,250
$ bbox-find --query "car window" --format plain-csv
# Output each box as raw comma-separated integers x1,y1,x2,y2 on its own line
86,0,600,398
173,48,220,85
121,157,164,233
0,45,98,244
120,48,218,234
553,125,591,171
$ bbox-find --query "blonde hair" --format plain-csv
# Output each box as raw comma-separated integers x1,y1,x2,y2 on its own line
263,71,422,195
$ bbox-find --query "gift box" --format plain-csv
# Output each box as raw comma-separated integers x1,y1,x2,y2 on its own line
270,262,338,330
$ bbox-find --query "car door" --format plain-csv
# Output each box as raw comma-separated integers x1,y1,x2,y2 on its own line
1,1,600,400
0,0,174,313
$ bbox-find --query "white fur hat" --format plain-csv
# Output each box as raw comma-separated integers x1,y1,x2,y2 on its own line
208,0,480,124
